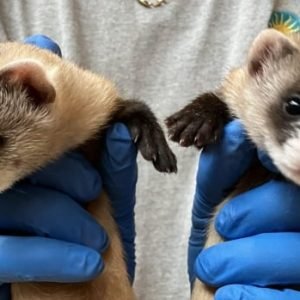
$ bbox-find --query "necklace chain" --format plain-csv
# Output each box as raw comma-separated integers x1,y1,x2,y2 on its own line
137,0,167,8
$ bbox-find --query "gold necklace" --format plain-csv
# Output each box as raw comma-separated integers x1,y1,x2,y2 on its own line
137,0,167,8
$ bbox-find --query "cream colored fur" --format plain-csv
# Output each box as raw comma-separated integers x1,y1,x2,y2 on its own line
0,42,135,300
191,29,300,299
0,42,122,192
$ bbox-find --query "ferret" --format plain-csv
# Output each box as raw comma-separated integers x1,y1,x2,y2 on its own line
166,28,300,299
0,41,177,300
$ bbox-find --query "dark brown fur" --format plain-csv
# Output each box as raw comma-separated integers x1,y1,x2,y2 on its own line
165,93,230,149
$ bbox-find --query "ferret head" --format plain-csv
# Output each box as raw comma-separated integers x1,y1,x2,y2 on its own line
0,60,56,191
226,29,300,185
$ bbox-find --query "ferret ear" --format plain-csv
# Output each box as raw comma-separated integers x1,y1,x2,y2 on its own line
247,29,298,76
0,61,56,106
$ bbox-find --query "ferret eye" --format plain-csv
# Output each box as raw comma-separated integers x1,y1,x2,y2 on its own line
285,95,300,116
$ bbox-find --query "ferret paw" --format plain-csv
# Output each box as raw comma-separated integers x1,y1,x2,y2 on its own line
165,93,230,149
115,99,177,173
131,125,177,173
165,109,222,149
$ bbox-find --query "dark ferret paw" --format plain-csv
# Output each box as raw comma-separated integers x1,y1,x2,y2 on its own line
118,100,177,173
165,93,230,149
131,125,177,173
165,110,222,149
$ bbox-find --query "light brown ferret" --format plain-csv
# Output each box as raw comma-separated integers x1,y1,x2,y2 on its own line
166,28,300,299
0,42,177,300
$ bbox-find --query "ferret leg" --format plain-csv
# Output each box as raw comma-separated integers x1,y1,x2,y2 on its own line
165,92,230,149
11,192,136,300
115,99,177,173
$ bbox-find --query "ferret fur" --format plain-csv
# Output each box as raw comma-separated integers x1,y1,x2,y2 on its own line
166,29,300,299
0,42,176,300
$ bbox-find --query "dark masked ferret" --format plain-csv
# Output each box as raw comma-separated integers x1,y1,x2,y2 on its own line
0,42,177,300
166,28,300,299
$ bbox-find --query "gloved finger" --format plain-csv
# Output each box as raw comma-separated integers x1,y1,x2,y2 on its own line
99,122,137,281
0,284,10,300
196,233,300,287
24,34,62,57
0,236,102,282
28,151,102,204
0,183,108,252
216,285,300,300
216,179,300,239
195,120,255,206
257,149,279,173
189,120,255,283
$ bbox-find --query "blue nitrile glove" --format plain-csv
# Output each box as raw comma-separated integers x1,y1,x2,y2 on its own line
188,120,256,284
0,36,137,300
191,120,300,299
28,123,137,282
24,34,62,57
0,123,137,300
99,124,137,280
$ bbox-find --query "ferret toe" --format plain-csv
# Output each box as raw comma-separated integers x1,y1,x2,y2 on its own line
178,120,204,147
129,126,141,143
166,92,230,149
136,126,177,173
153,147,177,173
153,130,177,173
165,112,182,126
138,139,158,162
167,119,191,143
194,121,223,148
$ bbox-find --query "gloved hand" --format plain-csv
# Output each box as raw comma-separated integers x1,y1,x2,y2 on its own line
188,120,256,284
0,35,137,300
189,120,300,299
25,34,137,280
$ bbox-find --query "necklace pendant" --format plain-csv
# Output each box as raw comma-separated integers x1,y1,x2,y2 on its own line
138,0,167,8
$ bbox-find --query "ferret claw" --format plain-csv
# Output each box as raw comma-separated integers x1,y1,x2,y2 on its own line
134,135,139,143
179,139,185,146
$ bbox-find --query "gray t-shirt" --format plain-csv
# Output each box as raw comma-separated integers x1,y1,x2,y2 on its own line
0,1,299,299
